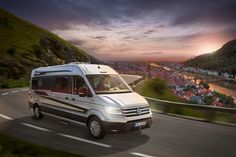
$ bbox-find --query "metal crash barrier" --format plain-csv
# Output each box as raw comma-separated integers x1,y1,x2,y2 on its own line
145,96,236,126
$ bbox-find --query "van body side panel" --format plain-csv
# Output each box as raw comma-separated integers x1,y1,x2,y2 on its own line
40,104,87,123
31,90,88,124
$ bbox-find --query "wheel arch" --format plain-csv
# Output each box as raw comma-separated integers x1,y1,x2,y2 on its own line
86,110,106,126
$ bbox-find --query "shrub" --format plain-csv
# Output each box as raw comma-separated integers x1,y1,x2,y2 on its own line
152,78,167,94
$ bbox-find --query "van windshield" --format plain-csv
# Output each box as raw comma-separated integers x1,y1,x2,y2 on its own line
86,74,132,94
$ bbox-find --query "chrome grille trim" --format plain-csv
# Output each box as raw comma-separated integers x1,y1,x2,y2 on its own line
122,106,150,117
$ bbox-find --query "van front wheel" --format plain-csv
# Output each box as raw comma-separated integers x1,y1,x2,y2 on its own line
33,104,43,119
88,117,106,139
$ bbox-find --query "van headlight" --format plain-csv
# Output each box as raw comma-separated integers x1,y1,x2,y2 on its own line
106,106,122,115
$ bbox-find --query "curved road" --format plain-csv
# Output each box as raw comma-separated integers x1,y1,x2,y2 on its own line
0,88,236,157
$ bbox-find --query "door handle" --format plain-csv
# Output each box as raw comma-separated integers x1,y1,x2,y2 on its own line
65,97,69,100
71,98,75,101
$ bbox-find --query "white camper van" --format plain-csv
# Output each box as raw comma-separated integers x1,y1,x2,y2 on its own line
28,62,152,139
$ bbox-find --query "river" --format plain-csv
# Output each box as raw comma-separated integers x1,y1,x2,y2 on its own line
209,83,236,103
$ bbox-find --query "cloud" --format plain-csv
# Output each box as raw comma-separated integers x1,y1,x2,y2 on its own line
144,30,155,35
1,0,236,61
90,35,106,40
141,52,163,55
0,0,189,29
1,0,236,33
122,36,140,41
68,39,87,46
155,24,165,28
171,1,236,27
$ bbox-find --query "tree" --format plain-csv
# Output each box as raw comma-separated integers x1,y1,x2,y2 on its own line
204,96,213,105
153,78,167,94
200,81,210,89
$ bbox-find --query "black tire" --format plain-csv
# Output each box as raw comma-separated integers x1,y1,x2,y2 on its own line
33,104,43,119
88,116,106,139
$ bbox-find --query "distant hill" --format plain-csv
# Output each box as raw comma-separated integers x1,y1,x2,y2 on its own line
0,8,101,85
185,39,236,73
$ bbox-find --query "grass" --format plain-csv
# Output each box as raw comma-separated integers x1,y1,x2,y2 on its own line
0,79,28,88
136,78,184,102
0,133,84,157
0,8,91,83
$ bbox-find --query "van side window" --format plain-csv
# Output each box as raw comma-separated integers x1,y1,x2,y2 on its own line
32,76,52,90
73,76,90,95
53,76,71,93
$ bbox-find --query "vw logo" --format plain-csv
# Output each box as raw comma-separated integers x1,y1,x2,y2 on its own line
137,108,141,115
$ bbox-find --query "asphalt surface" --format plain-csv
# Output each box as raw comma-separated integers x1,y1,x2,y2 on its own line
0,88,236,157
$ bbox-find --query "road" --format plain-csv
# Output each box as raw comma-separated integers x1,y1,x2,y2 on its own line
0,88,236,157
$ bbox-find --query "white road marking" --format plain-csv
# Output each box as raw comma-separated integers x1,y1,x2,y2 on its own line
59,120,69,125
1,92,9,96
130,152,157,157
21,123,52,132
11,90,18,93
57,133,112,148
0,113,14,120
20,89,28,92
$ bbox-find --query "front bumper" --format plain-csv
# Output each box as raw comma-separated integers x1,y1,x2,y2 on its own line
103,117,152,133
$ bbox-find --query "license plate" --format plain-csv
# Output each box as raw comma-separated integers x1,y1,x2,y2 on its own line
134,121,146,127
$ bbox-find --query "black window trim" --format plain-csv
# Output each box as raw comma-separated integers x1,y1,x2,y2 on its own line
73,75,93,97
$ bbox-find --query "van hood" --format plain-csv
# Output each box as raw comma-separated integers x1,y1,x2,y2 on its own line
98,92,148,108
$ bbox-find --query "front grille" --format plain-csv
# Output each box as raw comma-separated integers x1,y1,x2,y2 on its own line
122,106,150,117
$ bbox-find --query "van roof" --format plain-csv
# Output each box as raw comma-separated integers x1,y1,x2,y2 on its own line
32,62,118,77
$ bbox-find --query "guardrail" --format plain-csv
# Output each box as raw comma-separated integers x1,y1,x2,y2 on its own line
120,74,145,88
145,96,236,125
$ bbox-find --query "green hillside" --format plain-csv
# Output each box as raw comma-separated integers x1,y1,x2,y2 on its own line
185,39,236,73
0,8,100,88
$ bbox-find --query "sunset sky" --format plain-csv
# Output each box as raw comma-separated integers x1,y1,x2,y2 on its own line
1,0,236,61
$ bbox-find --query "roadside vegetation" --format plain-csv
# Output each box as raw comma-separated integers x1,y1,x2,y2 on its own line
0,133,83,157
0,79,28,88
136,78,184,102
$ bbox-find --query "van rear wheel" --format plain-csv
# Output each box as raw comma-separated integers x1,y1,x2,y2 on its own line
33,104,43,119
88,117,106,139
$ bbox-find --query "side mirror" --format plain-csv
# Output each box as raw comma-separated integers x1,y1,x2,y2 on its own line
78,87,92,97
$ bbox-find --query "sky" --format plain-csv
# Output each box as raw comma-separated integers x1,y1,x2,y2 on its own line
1,0,236,61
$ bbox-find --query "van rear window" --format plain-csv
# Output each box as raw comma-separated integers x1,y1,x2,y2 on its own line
31,75,71,93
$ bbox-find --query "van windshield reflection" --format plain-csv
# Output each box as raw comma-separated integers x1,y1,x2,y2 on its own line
86,74,132,94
